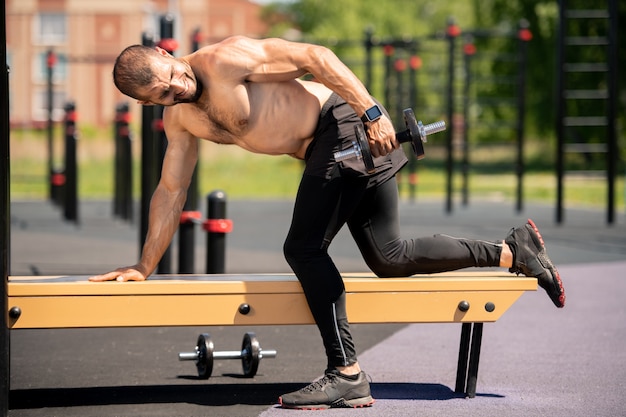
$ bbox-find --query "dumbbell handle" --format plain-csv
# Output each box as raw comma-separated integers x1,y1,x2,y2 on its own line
178,348,278,361
396,120,446,144
334,120,446,162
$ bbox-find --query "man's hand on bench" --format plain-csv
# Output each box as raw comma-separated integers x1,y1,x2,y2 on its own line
89,265,148,282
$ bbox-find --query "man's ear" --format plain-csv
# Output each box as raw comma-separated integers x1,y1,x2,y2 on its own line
155,46,171,58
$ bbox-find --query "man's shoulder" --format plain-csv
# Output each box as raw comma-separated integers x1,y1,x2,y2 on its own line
198,35,254,52
162,104,197,132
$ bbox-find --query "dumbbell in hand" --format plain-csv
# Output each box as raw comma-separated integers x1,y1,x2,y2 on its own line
333,108,446,173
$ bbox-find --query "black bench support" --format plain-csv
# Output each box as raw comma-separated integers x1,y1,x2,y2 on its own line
455,322,484,398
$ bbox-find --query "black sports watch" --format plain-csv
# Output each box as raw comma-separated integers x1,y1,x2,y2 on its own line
360,104,383,123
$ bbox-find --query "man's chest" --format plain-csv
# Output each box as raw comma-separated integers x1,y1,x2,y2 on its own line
184,83,251,141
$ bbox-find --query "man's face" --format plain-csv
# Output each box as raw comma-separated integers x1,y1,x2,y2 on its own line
136,48,200,106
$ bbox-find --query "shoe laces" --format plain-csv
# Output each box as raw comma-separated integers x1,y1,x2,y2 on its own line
301,373,338,393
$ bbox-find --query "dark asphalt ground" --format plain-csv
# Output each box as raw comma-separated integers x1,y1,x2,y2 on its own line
7,197,626,417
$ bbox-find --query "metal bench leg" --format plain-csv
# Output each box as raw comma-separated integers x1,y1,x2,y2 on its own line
466,322,484,398
455,323,472,393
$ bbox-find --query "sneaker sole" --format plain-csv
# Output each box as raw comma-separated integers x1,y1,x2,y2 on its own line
279,395,375,410
527,219,566,308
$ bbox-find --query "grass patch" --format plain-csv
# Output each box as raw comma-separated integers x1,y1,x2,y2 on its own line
9,127,625,211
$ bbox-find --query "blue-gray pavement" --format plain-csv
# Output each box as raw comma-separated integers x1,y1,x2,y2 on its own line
259,261,626,417
7,198,626,416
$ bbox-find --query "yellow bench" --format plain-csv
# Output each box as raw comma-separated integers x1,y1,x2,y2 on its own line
7,272,536,397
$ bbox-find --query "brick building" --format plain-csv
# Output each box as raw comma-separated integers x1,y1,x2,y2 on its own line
6,0,268,127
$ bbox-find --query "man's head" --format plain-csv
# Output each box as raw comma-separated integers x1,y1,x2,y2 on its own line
113,45,201,106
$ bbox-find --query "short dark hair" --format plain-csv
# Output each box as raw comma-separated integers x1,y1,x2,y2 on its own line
112,45,161,100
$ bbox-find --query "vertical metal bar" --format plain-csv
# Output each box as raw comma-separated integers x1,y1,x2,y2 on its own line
516,20,530,214
206,191,227,274
466,322,484,398
47,49,55,203
394,54,408,197
445,18,459,215
606,0,617,224
555,0,566,224
156,15,176,274
364,28,373,92
113,103,122,218
121,103,133,222
1,1,11,414
461,35,473,208
383,44,393,113
178,180,197,273
63,101,78,224
455,323,472,393
395,57,405,127
154,107,171,273
408,45,419,202
140,32,155,257
114,101,132,221
178,29,201,274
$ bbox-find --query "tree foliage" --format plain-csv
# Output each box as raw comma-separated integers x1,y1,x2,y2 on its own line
261,0,624,144
263,0,475,39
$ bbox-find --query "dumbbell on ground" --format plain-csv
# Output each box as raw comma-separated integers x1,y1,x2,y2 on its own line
333,108,446,173
178,332,277,379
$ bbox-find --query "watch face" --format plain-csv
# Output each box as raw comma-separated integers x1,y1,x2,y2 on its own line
365,105,383,121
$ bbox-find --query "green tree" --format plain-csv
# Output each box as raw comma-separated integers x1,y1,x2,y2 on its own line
262,0,624,150
264,0,475,39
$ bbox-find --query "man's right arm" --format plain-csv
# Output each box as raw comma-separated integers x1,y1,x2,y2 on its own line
89,114,198,282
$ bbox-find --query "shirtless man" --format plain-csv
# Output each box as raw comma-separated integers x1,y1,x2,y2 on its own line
90,36,565,410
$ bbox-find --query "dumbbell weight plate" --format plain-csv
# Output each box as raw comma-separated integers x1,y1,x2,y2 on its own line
241,332,260,377
354,124,376,174
403,108,425,160
196,333,214,379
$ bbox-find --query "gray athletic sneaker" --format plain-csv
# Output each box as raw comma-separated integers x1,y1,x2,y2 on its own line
279,370,374,410
506,219,565,308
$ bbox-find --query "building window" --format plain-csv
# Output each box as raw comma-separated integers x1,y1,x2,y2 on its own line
34,13,67,45
33,88,67,122
35,51,68,84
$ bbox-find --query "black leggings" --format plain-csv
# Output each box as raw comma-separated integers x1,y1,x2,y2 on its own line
283,173,502,369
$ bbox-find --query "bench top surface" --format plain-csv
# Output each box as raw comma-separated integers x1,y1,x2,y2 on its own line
8,272,537,296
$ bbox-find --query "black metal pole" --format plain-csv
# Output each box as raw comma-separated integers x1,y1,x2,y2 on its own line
156,14,177,274
46,48,55,203
63,101,78,224
122,103,133,222
140,32,156,257
113,102,122,218
606,0,618,224
383,43,393,112
364,27,374,92
516,20,530,214
466,322,484,398
455,323,472,394
555,1,565,224
2,0,11,413
394,57,405,127
178,176,198,273
394,55,410,198
461,35,474,208
445,18,460,214
206,191,228,274
114,102,132,222
177,29,202,274
408,47,420,202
